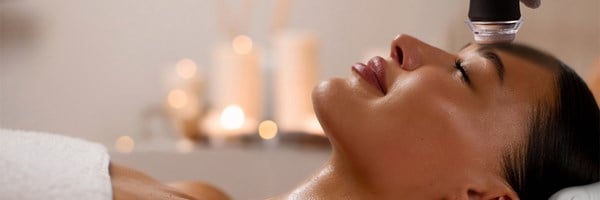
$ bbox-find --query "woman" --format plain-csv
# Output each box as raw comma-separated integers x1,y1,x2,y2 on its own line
273,34,599,200
110,34,598,200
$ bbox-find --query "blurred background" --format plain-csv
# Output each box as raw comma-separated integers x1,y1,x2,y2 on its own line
1,0,598,199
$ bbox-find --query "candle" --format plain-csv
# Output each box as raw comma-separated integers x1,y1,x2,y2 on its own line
200,104,258,147
273,31,321,134
209,35,262,135
220,104,245,130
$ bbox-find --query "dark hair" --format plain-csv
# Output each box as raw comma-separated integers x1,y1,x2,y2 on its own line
494,44,600,199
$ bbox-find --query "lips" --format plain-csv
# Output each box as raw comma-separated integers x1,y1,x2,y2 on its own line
351,56,388,94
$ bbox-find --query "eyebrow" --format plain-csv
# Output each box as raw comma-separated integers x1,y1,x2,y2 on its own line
478,47,505,83
459,43,505,84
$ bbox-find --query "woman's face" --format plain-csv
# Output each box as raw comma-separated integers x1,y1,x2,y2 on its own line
312,34,555,196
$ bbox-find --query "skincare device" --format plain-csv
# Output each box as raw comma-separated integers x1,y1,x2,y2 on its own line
467,0,522,44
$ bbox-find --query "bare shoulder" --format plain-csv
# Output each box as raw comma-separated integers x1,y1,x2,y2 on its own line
109,162,199,200
167,181,231,200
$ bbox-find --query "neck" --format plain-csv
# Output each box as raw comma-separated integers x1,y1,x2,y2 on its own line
276,153,374,200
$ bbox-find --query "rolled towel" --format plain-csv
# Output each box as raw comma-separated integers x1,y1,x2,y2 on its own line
0,129,112,200
550,182,600,200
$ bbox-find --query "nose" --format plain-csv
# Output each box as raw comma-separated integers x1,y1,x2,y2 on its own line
390,34,454,71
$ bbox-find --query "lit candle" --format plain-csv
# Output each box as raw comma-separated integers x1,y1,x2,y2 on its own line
209,35,262,135
220,104,245,130
201,104,257,147
273,31,321,134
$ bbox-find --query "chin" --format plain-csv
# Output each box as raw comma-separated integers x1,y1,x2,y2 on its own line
312,78,345,136
311,77,366,149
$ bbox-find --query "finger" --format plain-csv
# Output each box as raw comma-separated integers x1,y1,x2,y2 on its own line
520,0,541,9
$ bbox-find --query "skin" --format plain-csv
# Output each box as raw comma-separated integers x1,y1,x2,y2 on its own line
587,56,600,101
108,34,555,200
277,34,556,200
110,163,230,200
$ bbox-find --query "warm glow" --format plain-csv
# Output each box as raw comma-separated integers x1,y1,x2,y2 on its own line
176,58,197,79
220,105,245,130
168,89,188,109
176,139,195,153
259,120,278,140
232,35,253,55
306,117,325,135
115,136,135,153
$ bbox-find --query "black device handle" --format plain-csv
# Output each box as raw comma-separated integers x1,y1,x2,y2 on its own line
468,0,521,21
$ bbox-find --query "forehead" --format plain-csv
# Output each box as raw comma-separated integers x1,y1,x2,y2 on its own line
456,44,558,153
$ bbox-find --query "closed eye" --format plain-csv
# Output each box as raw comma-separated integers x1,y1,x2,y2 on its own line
455,58,471,84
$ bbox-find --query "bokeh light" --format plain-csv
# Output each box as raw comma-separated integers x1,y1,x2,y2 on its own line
115,136,135,153
176,139,195,153
259,120,278,140
175,58,197,79
220,105,245,130
168,89,188,109
232,35,253,55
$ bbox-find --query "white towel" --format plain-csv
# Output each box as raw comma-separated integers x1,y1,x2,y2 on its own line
550,182,600,200
0,129,112,200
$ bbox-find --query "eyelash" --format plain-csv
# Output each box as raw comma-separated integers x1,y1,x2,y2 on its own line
455,58,471,84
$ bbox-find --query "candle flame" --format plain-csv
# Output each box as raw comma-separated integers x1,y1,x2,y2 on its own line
220,105,245,130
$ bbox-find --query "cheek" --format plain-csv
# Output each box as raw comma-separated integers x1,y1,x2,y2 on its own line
382,69,472,129
313,69,487,176
361,70,482,164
